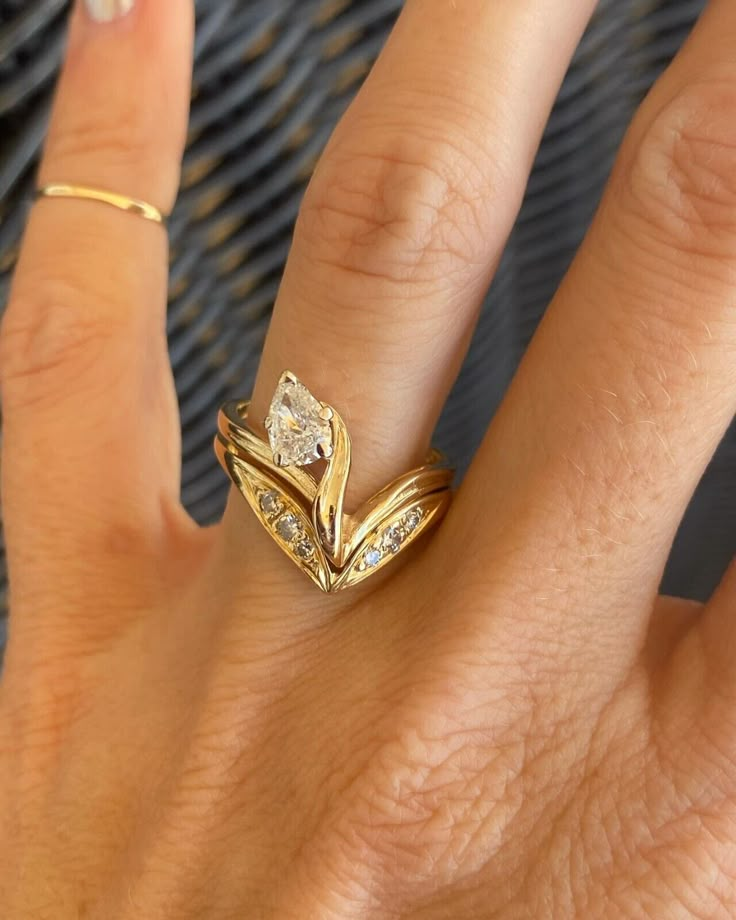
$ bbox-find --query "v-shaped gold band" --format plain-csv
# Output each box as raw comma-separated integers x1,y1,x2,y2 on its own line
214,393,453,593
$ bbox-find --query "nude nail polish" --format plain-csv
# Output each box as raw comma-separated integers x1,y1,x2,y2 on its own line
84,0,134,22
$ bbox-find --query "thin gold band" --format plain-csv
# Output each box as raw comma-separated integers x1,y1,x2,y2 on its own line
35,183,166,225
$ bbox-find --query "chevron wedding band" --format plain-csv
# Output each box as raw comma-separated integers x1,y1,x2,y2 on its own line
214,371,454,593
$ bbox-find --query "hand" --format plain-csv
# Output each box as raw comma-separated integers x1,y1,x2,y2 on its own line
1,0,735,917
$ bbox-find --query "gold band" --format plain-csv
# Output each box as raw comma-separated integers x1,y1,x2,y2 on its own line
215,372,454,593
35,183,166,225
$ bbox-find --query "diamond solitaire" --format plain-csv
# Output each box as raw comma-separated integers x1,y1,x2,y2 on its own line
265,371,334,467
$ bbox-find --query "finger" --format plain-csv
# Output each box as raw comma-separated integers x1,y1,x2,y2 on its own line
453,0,736,668
696,559,736,695
0,1,194,609
241,0,596,510
644,596,703,672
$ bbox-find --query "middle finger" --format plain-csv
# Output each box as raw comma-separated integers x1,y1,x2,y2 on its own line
452,0,736,668
245,0,596,508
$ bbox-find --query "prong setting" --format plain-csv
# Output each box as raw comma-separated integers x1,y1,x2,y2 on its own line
266,372,334,467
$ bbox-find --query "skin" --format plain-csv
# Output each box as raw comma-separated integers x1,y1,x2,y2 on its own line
0,0,735,916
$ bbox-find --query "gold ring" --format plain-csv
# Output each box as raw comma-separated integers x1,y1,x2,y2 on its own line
215,371,454,593
35,183,166,225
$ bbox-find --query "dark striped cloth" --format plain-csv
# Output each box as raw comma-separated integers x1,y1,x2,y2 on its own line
0,0,731,653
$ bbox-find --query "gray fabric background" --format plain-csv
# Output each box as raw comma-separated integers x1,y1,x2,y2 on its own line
0,0,733,654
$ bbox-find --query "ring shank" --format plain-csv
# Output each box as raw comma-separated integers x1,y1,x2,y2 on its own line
35,183,167,225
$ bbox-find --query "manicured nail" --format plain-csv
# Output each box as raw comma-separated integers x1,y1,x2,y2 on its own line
84,0,134,22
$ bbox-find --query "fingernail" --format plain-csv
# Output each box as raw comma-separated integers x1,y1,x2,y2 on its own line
83,0,134,22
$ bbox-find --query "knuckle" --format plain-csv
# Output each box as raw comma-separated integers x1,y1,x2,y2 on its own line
344,736,491,891
296,126,495,291
624,73,736,258
332,675,531,895
0,276,119,407
47,61,164,181
48,112,156,179
0,648,94,763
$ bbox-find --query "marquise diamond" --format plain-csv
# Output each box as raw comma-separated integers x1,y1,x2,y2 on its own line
266,373,333,467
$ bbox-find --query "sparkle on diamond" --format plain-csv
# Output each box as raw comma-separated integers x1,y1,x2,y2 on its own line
381,525,403,554
276,513,301,542
295,539,315,560
267,374,332,467
403,509,422,532
259,490,282,517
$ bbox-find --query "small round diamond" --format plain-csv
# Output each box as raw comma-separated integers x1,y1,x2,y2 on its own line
295,538,314,560
259,490,282,516
276,513,301,542
381,525,402,554
363,548,382,569
403,509,422,532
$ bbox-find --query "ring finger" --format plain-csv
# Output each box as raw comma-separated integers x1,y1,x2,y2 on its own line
242,0,597,511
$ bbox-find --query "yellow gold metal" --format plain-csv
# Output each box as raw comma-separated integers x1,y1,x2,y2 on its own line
35,183,166,225
214,374,454,593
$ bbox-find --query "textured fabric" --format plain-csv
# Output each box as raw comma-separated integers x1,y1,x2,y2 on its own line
0,0,732,658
